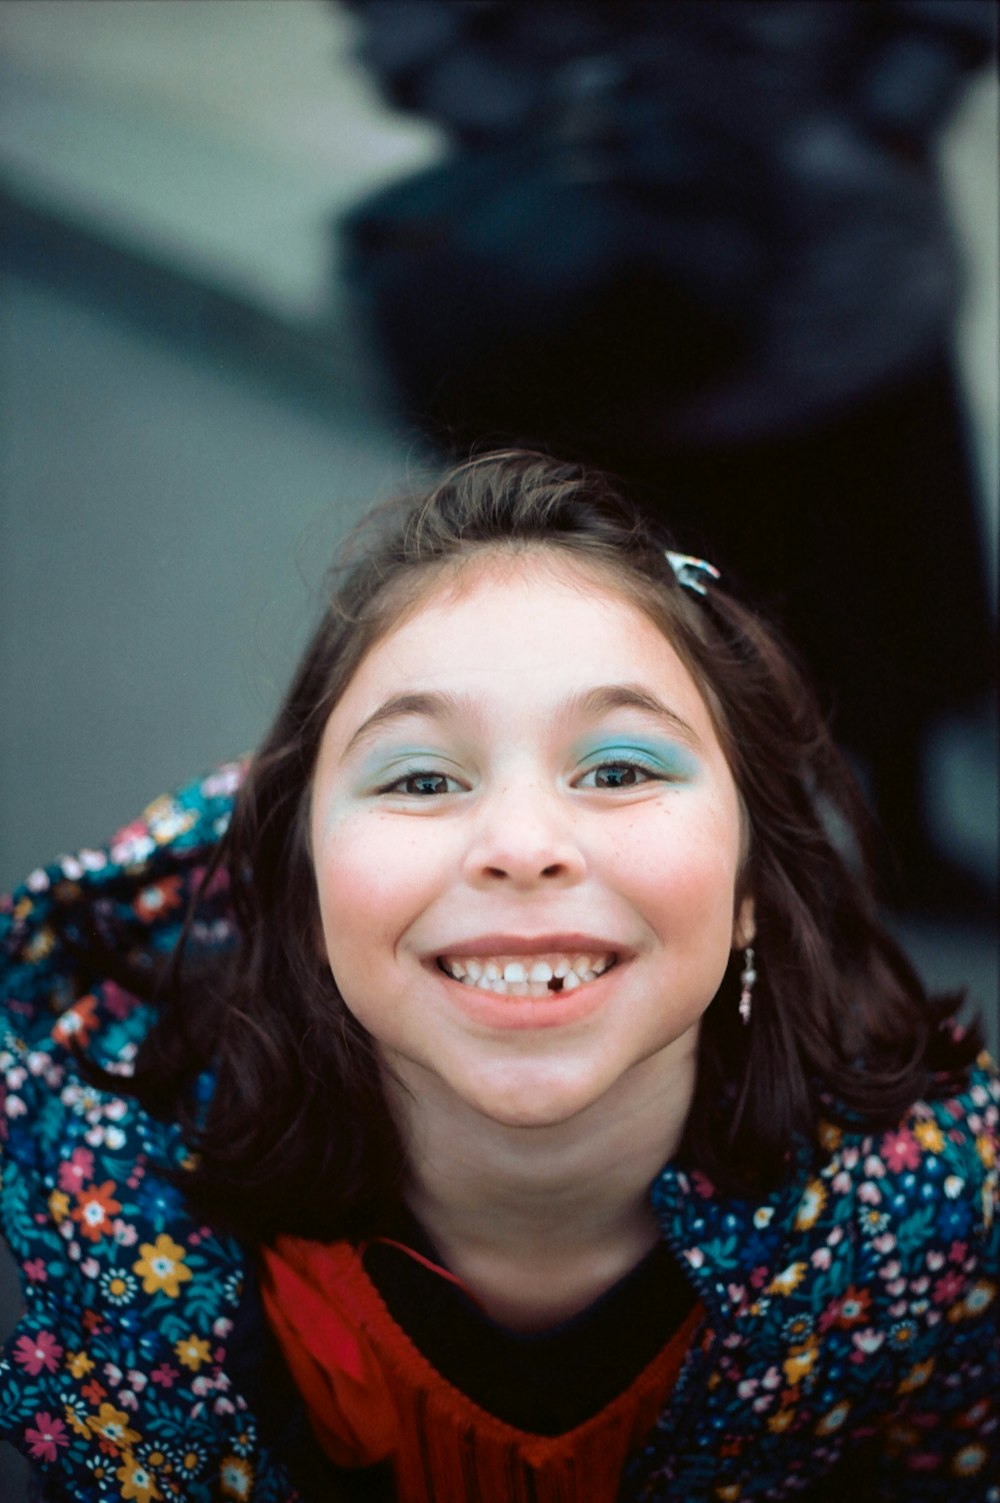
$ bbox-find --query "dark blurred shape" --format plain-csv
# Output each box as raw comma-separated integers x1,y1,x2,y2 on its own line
340,0,997,917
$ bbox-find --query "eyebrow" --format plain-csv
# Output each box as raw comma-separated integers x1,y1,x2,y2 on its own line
343,683,703,756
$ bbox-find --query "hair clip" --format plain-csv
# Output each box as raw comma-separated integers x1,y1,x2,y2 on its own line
665,550,721,597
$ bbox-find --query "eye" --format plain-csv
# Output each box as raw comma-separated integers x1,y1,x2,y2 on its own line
381,770,463,797
575,759,659,790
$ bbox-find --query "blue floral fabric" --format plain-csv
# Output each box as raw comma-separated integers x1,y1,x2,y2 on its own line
1,769,997,1501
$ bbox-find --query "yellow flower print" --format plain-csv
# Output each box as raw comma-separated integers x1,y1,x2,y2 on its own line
133,1235,193,1298
913,1119,944,1153
90,1401,140,1449
816,1120,842,1152
219,1456,254,1500
767,1261,807,1297
782,1336,818,1386
48,1188,71,1224
767,1410,794,1434
174,1334,212,1372
815,1400,851,1435
752,1206,774,1230
794,1179,827,1231
952,1444,987,1477
976,1133,995,1169
24,927,54,962
715,1486,741,1501
897,1358,934,1394
66,1349,94,1379
948,1279,996,1322
116,1454,163,1503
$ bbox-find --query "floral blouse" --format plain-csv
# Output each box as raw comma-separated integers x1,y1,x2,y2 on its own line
0,768,997,1501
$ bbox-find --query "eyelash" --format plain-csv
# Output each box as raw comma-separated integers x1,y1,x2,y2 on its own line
377,768,465,797
378,754,668,797
575,756,666,790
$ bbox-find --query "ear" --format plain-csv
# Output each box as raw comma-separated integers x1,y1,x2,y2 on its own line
732,895,756,950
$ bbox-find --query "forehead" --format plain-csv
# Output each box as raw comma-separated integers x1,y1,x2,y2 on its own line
334,550,716,733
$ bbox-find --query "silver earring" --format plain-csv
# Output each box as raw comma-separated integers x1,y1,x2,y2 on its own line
739,946,756,1026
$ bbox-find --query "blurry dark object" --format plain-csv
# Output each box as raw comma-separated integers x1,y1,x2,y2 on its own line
340,0,996,916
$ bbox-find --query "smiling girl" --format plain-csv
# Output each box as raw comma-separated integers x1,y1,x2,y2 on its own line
1,452,996,1501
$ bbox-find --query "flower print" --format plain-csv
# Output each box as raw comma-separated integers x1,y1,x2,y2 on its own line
817,1119,842,1152
943,1174,965,1198
66,1348,95,1379
175,1444,207,1475
150,1363,179,1387
117,1453,163,1503
767,1409,794,1434
888,1319,917,1351
52,994,100,1048
13,1330,63,1376
913,1119,944,1154
133,1234,193,1297
135,1178,184,1225
24,926,55,962
752,1206,774,1230
65,1398,92,1438
23,1258,47,1283
975,1132,995,1169
24,1411,69,1463
72,1180,122,1242
932,1269,965,1305
794,1179,826,1231
851,1328,884,1355
949,1279,995,1322
767,1261,807,1297
174,1334,212,1372
819,1285,871,1331
90,1400,140,1449
133,875,185,922
857,1180,882,1205
144,797,197,846
815,1400,851,1435
58,1148,95,1196
782,1314,813,1343
4,1092,27,1118
952,1444,988,1477
782,1336,818,1387
219,1455,254,1500
880,1127,921,1173
47,1188,71,1223
897,1358,934,1394
858,1206,889,1236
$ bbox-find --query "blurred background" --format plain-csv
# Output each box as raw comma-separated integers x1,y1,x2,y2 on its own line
0,0,996,1046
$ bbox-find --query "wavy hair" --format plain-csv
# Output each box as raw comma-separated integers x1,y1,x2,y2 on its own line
132,450,978,1242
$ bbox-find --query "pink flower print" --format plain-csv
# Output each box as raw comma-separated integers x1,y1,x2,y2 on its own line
858,1180,882,1205
880,1128,921,1173
58,1145,95,1194
949,1240,969,1265
23,1258,47,1283
24,1412,69,1463
13,1331,64,1376
151,1363,179,1387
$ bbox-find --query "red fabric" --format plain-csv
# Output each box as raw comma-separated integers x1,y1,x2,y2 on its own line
259,1235,703,1503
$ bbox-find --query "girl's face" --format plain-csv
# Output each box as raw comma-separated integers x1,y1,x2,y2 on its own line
310,552,753,1131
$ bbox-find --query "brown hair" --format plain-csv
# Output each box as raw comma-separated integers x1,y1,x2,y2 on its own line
134,450,977,1242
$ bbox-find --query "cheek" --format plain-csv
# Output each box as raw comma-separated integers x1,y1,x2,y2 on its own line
312,812,438,947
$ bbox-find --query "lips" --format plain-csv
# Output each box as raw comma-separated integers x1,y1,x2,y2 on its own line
438,952,616,997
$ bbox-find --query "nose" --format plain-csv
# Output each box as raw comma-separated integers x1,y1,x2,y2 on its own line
463,780,587,889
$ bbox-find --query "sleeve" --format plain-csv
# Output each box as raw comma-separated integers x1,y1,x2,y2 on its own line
856,1058,1000,1500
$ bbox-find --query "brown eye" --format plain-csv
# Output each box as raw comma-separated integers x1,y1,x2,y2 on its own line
593,763,642,789
399,773,454,796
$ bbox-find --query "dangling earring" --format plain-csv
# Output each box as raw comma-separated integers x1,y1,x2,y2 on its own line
739,947,756,1026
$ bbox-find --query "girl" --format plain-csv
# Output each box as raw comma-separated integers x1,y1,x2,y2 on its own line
0,451,996,1502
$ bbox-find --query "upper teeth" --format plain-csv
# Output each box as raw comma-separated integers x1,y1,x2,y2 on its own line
439,953,614,996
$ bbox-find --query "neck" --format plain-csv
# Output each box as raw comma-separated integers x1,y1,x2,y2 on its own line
385,1055,692,1329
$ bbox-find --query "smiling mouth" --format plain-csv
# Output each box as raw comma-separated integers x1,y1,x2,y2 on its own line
437,953,617,997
